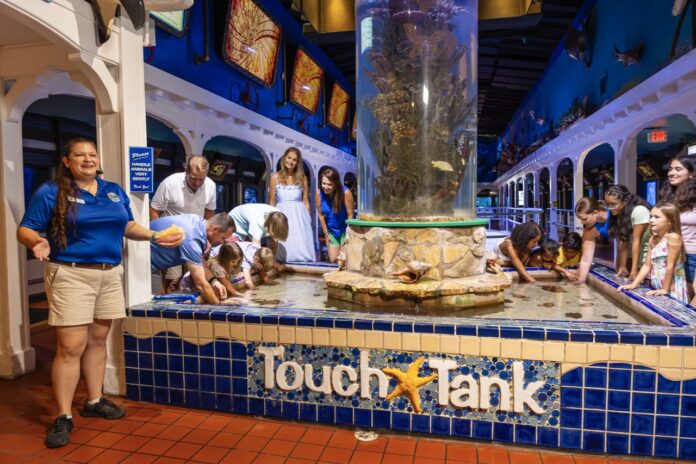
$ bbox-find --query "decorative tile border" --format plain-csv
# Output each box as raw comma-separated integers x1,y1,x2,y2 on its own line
121,328,696,459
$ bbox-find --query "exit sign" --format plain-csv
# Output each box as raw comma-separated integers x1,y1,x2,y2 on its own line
647,129,667,143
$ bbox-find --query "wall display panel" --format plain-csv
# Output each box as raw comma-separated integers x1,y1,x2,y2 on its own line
223,0,281,87
290,48,324,114
150,10,190,37
327,83,350,130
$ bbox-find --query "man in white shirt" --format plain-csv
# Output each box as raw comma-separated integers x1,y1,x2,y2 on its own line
150,155,217,219
150,155,217,291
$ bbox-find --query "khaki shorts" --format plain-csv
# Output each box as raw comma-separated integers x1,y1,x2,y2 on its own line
164,265,183,281
44,262,126,326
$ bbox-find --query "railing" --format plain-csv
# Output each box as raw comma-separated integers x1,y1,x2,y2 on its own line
550,208,576,239
476,207,544,231
476,207,580,240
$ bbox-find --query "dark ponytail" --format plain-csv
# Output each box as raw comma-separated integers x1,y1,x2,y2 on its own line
50,138,96,249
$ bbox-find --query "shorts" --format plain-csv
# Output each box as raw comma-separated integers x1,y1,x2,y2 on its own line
164,265,183,281
328,233,346,246
686,253,696,283
44,262,126,326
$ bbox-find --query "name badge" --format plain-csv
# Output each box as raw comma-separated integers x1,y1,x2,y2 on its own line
67,196,86,204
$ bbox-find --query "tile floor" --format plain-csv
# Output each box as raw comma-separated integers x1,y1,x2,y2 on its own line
0,324,678,464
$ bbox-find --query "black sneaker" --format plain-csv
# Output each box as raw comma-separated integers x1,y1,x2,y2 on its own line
80,397,125,420
45,415,73,448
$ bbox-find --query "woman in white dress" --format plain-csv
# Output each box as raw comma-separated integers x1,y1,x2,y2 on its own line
269,147,315,262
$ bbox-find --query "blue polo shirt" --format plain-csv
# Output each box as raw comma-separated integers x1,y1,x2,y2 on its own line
595,211,611,239
150,214,207,270
20,178,134,265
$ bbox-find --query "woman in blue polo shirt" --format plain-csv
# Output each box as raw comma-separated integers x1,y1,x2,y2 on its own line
17,138,181,449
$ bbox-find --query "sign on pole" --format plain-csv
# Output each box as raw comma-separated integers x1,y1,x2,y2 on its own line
129,146,154,193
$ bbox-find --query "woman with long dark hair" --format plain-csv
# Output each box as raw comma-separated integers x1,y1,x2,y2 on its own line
316,167,354,262
269,147,315,261
659,154,696,304
603,184,651,280
17,138,182,448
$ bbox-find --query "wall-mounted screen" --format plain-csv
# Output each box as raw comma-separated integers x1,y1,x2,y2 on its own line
327,83,350,130
223,0,281,87
290,49,323,114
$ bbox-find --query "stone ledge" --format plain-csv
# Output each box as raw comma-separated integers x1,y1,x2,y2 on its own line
324,270,512,309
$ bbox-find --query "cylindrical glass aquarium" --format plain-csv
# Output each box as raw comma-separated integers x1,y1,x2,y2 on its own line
356,0,477,221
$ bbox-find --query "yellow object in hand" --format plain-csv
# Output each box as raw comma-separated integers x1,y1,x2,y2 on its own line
159,224,186,239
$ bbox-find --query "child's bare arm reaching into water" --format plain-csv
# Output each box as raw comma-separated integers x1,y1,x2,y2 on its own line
500,239,536,283
618,240,653,292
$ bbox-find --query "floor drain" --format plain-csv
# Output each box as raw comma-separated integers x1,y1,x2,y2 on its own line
355,430,379,442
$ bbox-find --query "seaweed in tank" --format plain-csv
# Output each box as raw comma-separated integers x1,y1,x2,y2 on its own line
365,0,474,218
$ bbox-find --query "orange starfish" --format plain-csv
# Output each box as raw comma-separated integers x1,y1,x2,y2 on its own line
382,356,438,413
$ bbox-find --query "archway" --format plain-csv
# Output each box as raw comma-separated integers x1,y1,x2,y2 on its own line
581,143,615,199
21,94,98,325
633,114,696,204
515,177,524,225
202,136,267,211
146,115,188,188
556,158,574,241
538,168,550,234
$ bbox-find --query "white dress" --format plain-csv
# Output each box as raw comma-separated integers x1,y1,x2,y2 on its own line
275,184,315,262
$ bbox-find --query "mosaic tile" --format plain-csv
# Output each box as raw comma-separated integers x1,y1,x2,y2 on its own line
245,342,560,426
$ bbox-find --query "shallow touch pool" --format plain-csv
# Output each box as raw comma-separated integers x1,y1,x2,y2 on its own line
125,263,696,460
221,273,646,323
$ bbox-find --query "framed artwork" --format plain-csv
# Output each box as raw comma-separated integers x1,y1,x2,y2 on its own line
327,82,350,130
223,0,281,87
208,161,234,181
290,48,323,114
150,10,190,37
637,162,659,180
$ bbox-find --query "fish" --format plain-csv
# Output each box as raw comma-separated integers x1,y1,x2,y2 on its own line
673,0,688,16
87,0,146,44
565,312,582,319
390,260,432,284
529,110,545,126
614,44,642,68
431,161,454,172
539,302,555,308
564,19,591,68
601,314,618,319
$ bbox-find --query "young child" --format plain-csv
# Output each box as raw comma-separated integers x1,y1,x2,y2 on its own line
529,239,578,281
238,241,276,289
178,242,245,298
557,232,582,268
487,221,543,283
618,202,689,303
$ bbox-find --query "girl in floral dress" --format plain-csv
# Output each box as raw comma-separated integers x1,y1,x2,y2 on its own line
618,202,689,303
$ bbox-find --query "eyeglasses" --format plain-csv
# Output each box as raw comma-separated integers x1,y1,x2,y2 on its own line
599,200,622,210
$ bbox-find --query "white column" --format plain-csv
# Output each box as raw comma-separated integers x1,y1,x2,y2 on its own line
572,156,583,233
522,175,529,208
100,20,149,396
533,171,541,207
615,136,637,193
548,163,559,240
0,79,36,378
